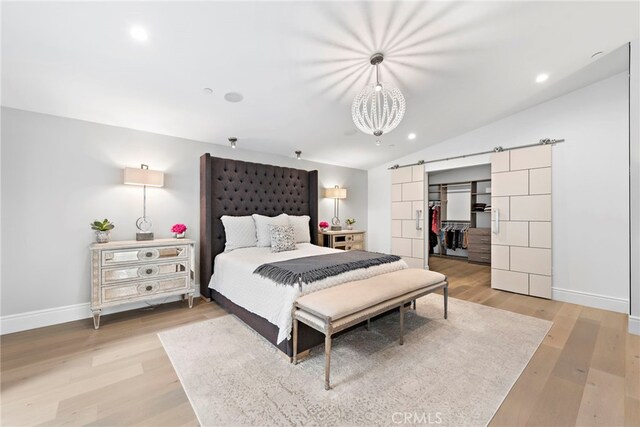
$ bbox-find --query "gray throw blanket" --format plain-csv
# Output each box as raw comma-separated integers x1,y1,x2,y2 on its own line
253,250,402,287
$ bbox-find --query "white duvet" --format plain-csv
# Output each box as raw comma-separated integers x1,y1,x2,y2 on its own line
209,243,408,343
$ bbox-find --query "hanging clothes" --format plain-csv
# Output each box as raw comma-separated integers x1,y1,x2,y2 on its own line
428,207,438,253
431,206,439,234
446,229,455,250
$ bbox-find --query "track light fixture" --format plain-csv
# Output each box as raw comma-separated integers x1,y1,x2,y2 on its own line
295,150,302,160
229,137,237,149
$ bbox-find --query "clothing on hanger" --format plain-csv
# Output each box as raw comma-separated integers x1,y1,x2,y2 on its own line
431,206,439,234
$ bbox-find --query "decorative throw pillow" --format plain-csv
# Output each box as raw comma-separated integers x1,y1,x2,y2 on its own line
269,225,297,253
253,213,289,247
220,215,257,252
287,215,311,243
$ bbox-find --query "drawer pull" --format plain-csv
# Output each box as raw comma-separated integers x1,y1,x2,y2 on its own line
145,285,153,291
137,249,159,261
137,265,159,277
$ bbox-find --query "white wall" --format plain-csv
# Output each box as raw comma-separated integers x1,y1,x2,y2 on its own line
630,40,640,334
369,72,630,313
0,108,367,331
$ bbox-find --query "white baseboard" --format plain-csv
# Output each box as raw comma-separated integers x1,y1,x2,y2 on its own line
0,290,201,335
552,287,628,313
629,316,640,335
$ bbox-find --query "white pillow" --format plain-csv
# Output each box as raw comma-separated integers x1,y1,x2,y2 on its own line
253,213,289,247
287,215,311,243
220,215,257,252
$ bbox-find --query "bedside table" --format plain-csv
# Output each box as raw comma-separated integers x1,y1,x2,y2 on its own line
319,229,366,251
90,238,195,329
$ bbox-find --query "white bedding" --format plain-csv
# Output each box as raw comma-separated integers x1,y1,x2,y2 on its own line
209,243,408,343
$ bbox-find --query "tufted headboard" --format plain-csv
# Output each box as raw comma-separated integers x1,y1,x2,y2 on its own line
199,154,318,298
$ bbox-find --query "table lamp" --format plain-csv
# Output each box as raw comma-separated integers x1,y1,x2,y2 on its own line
324,185,347,231
124,164,164,240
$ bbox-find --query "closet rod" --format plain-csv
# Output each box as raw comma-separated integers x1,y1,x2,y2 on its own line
440,182,472,188
388,138,564,170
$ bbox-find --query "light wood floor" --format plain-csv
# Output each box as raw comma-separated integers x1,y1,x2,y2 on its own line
1,257,638,426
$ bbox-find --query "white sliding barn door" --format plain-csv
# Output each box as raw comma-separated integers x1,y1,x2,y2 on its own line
391,165,425,269
491,145,552,298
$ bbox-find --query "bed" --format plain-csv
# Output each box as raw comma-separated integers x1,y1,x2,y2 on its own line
199,154,407,356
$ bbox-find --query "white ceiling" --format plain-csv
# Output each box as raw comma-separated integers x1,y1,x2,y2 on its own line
2,1,638,169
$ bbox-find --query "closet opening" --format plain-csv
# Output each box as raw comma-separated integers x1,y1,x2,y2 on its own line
426,164,492,285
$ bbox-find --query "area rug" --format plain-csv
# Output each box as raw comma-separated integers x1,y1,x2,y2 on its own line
158,295,551,426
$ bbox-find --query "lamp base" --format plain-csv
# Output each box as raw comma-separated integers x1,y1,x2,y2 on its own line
136,232,154,241
330,225,342,231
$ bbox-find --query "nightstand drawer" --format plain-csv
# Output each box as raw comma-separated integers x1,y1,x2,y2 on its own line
346,243,364,251
346,234,363,243
102,261,188,284
102,276,190,304
102,245,188,266
320,230,366,250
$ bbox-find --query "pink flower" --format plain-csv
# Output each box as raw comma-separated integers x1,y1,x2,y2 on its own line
171,223,187,234
319,221,329,229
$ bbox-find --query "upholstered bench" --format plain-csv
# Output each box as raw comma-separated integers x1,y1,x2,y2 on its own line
292,268,448,390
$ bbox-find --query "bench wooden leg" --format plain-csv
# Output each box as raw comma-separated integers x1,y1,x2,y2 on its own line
399,304,405,345
366,318,371,330
292,317,298,364
412,299,416,310
324,334,332,390
444,285,448,319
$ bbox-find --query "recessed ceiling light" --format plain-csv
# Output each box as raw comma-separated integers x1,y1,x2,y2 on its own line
203,88,213,95
224,92,244,103
130,26,148,42
408,133,416,140
535,73,549,83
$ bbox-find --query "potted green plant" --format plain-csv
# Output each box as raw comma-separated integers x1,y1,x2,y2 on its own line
346,218,356,230
91,219,115,243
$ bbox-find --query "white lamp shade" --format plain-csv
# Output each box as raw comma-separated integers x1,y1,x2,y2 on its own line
124,167,164,187
323,187,347,199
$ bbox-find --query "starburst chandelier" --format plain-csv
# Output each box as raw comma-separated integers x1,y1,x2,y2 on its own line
352,53,406,137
